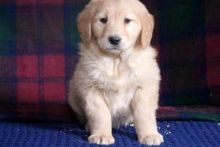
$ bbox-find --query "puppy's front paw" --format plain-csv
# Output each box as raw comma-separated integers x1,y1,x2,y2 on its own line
139,133,164,146
88,134,115,145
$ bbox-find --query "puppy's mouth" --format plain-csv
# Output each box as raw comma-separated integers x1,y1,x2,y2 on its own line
107,45,123,52
97,39,127,54
110,46,120,50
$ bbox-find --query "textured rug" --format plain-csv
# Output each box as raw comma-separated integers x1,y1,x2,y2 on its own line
0,121,219,147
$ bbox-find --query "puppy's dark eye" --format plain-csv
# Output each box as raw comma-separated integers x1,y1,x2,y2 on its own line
100,17,108,23
124,18,132,24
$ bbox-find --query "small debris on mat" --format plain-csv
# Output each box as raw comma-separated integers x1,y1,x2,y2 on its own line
129,123,134,127
164,130,172,135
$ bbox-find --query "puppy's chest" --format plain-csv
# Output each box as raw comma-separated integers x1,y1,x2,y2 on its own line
95,58,137,90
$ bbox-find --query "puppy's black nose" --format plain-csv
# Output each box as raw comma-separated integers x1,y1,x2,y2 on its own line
109,36,121,45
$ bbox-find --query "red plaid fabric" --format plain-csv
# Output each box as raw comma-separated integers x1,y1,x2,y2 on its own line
0,0,219,121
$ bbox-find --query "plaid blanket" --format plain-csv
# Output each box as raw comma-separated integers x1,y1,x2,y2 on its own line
0,0,219,121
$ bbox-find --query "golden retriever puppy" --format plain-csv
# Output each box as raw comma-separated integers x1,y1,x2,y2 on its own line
68,0,163,145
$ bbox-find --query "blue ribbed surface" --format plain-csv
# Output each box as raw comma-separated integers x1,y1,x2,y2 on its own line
0,121,219,147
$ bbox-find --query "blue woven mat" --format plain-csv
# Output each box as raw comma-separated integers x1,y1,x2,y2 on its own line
0,121,219,147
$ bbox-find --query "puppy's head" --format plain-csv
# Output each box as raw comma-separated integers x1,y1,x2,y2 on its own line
77,0,154,54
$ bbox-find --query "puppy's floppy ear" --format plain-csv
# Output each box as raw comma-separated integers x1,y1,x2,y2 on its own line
140,11,154,49
77,2,95,43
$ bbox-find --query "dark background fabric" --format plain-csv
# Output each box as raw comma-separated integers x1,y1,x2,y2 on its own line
0,0,219,121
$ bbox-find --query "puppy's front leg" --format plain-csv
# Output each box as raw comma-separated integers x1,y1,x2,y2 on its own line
84,88,115,145
132,86,164,146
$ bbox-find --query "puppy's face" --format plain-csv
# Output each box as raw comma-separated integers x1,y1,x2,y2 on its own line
77,0,154,54
92,1,141,53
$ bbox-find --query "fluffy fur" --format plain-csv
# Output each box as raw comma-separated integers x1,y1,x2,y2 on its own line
68,0,164,145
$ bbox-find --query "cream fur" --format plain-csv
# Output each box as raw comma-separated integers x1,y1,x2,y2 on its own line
68,0,164,145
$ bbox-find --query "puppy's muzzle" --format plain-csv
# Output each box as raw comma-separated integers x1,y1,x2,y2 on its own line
108,36,121,46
